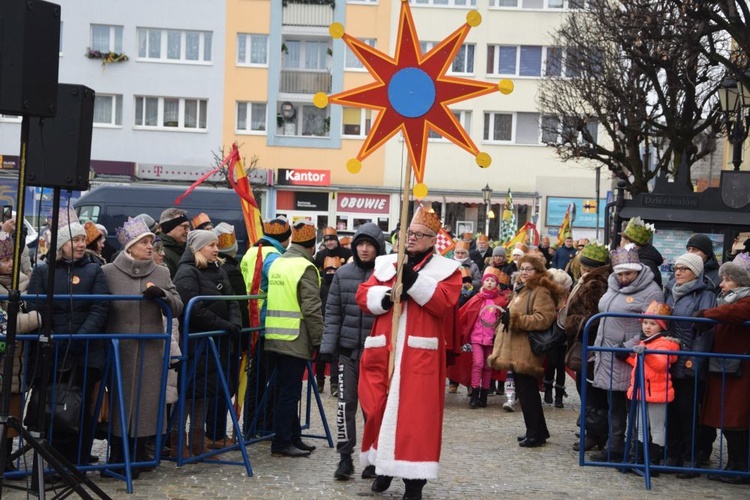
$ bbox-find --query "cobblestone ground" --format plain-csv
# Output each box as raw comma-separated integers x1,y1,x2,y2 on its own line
3,375,747,499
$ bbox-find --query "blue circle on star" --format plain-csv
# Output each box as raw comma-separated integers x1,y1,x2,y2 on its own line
388,67,436,118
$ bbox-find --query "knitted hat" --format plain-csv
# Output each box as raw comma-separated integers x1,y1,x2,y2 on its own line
57,223,86,253
213,222,237,256
116,217,153,251
511,248,525,258
0,231,13,260
611,244,642,273
686,234,714,258
84,221,102,245
492,246,506,257
620,217,655,246
263,216,292,243
719,253,750,287
323,256,342,271
135,213,158,232
483,267,510,285
580,241,610,268
675,252,704,278
477,234,489,243
459,266,472,283
57,207,79,228
95,224,107,238
292,220,316,248
547,268,573,291
411,207,441,234
643,300,671,331
454,241,470,253
187,229,218,253
192,213,212,230
322,227,338,241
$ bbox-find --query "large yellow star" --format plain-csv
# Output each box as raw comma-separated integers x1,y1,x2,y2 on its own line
315,2,513,198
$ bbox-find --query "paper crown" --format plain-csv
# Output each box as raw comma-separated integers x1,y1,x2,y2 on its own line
213,222,237,252
459,267,472,281
454,241,470,252
610,244,641,271
477,234,489,243
643,300,671,330
192,213,212,230
84,221,101,246
462,231,474,240
483,267,510,285
411,208,441,234
621,217,655,246
0,231,13,260
263,216,290,235
340,236,352,246
323,227,338,239
323,256,342,270
116,217,152,250
580,241,610,266
292,220,317,246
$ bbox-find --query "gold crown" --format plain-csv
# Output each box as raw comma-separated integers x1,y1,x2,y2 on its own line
292,221,317,243
323,256,342,269
323,226,337,238
483,267,510,285
263,217,290,235
644,300,671,317
192,213,212,230
411,208,441,234
84,221,101,245
454,241,470,252
477,234,489,243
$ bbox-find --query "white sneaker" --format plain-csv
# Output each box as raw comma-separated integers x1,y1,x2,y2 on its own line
502,394,516,412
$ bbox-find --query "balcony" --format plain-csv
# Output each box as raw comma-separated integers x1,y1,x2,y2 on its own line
282,2,334,28
280,69,332,94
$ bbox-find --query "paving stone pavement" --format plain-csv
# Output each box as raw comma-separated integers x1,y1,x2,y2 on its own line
3,375,747,499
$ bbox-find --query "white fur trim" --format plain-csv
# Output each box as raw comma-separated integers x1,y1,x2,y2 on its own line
407,273,438,306
373,254,398,281
377,303,408,465
364,334,387,349
613,263,642,273
366,285,392,315
361,447,377,468
407,336,439,350
376,458,439,480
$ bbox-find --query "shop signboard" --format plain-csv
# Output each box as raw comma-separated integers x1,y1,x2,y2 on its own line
295,191,329,211
277,168,330,187
337,193,390,214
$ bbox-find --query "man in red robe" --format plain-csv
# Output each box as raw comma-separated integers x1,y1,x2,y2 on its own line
355,208,462,500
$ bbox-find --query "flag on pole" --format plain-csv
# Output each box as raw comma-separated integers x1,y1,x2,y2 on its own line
557,203,573,247
504,222,538,250
500,188,516,244
227,144,264,246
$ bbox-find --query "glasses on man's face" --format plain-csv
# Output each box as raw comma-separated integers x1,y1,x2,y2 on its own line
519,267,536,273
407,230,434,240
673,266,690,273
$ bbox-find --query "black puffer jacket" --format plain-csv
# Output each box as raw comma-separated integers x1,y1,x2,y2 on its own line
702,254,721,293
27,256,110,370
320,223,385,360
174,249,241,397
638,243,664,288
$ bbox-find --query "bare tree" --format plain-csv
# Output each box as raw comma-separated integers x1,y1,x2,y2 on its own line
538,0,724,195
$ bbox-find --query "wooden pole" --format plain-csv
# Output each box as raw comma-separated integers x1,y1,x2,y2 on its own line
388,159,413,388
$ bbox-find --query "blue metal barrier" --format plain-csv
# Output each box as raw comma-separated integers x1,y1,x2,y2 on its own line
1,293,173,494
578,311,750,489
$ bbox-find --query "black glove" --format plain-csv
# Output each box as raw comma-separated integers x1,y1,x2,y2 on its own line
142,285,166,301
500,308,510,329
381,290,394,311
401,264,419,294
228,324,242,338
614,343,630,361
318,352,333,364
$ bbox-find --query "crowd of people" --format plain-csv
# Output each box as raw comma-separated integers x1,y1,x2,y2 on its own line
0,205,748,497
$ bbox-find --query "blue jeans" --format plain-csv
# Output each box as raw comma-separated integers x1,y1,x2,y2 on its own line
271,354,306,451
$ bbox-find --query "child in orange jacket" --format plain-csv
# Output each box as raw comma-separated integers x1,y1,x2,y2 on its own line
625,301,680,467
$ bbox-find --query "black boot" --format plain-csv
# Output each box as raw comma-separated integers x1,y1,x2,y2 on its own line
543,380,553,405
469,387,479,409
478,389,489,408
334,453,354,480
649,443,663,477
554,384,566,408
403,478,426,500
135,437,155,472
371,475,393,493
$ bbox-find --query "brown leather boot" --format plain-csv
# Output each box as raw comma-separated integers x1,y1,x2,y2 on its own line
169,430,190,459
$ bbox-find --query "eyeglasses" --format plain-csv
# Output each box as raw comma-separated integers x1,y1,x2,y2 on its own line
519,267,536,273
673,266,691,273
407,231,435,240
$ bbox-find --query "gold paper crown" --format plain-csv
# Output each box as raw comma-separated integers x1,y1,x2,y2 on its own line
411,208,441,234
263,217,290,235
454,241,470,252
644,300,671,317
213,222,236,251
340,236,352,246
323,256,342,270
462,231,474,240
459,267,472,279
292,220,317,244
483,266,510,285
477,234,489,243
192,213,212,230
323,227,337,238
84,221,101,245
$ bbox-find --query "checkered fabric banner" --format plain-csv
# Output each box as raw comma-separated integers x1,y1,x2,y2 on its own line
500,188,516,244
435,228,455,256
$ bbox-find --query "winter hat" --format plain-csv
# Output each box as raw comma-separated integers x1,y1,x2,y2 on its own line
580,241,610,268
57,223,87,253
135,213,158,233
643,300,671,331
187,229,218,253
610,244,642,273
192,213,212,230
675,252,704,278
159,208,189,235
492,246,506,257
547,268,573,291
686,234,714,259
292,220,316,248
84,221,102,246
263,217,291,243
95,224,108,238
620,217,655,246
0,231,13,260
719,253,750,287
116,217,153,251
483,267,510,286
511,247,525,258
213,222,238,256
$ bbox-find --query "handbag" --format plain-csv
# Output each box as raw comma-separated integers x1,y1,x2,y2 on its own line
565,317,588,372
24,362,83,434
525,291,566,356
708,356,743,377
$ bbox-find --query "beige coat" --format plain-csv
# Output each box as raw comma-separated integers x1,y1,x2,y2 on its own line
0,273,41,393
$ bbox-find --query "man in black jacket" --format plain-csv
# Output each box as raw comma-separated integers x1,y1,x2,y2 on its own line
320,223,385,481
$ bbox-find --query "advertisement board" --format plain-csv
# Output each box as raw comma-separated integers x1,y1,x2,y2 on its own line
545,197,607,229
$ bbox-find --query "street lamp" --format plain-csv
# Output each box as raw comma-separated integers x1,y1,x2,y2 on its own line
481,183,492,237
718,75,750,171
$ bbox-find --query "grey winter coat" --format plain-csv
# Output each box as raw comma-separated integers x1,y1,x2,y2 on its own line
664,275,716,379
102,251,183,437
593,266,664,392
321,223,385,360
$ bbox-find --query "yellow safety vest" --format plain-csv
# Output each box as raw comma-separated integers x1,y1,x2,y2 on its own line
240,244,281,312
265,256,320,341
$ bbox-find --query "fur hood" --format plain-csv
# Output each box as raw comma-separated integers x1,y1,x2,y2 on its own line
519,269,564,306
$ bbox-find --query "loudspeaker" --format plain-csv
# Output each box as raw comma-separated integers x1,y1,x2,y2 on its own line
26,84,95,191
0,0,61,117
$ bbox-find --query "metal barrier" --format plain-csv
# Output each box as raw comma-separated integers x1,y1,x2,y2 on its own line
1,294,174,494
579,311,750,489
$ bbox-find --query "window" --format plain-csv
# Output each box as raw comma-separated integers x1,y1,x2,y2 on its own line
342,107,373,136
277,102,330,137
93,95,123,126
412,0,477,6
542,114,599,144
347,0,378,3
483,113,513,142
0,114,21,122
345,38,376,70
487,45,551,77
428,110,471,139
134,96,208,130
236,102,267,132
283,39,329,70
482,112,550,144
91,25,123,53
137,28,212,63
489,0,584,8
420,42,474,74
237,34,268,66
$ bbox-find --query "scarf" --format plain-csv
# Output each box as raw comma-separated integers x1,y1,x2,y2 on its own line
479,288,499,299
671,279,696,302
717,286,750,306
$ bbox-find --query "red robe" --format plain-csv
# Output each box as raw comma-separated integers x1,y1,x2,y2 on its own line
355,252,461,480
